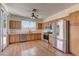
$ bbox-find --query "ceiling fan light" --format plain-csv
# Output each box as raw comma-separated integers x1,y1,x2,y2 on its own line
32,16,36,19
32,13,35,17
31,9,39,19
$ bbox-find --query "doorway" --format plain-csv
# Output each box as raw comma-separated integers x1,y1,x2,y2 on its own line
0,8,8,52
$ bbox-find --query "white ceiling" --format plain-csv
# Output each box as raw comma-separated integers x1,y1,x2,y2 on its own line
4,3,77,19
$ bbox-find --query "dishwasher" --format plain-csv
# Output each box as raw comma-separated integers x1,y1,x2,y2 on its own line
20,34,26,42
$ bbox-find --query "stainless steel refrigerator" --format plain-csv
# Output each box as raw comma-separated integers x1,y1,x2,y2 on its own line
52,20,69,53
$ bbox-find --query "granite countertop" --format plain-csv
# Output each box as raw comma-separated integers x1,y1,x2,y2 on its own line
8,29,43,35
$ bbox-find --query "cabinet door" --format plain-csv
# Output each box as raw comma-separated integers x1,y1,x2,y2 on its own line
9,21,12,29
38,33,41,40
9,21,21,29
36,34,39,40
15,35,20,43
70,12,79,25
34,34,36,40
70,13,76,25
31,34,34,40
30,34,32,41
70,12,79,55
75,12,79,24
39,34,41,40
25,34,27,41
38,23,43,29
26,34,31,41
9,35,20,44
9,21,16,29
15,21,21,29
70,26,79,55
9,35,15,44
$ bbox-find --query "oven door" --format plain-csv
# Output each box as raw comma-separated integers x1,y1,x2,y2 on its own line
43,34,49,40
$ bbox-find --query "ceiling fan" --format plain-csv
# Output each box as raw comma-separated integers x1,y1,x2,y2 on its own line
31,8,39,19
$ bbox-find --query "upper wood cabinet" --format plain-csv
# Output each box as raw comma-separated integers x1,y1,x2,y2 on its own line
9,21,15,29
15,21,21,29
37,23,43,29
70,11,79,25
9,20,21,29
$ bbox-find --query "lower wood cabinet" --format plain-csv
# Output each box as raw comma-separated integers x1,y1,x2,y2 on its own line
26,33,41,41
48,34,53,45
9,34,20,44
9,35,14,44
15,35,20,43
9,33,42,44
26,34,31,41
38,33,41,40
31,34,35,40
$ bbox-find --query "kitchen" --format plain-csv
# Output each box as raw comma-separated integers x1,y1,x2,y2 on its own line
0,3,79,56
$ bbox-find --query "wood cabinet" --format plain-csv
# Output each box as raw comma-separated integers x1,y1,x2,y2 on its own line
9,35,15,44
34,34,37,40
69,11,79,55
37,23,43,29
9,21,15,29
26,33,41,41
9,33,41,44
48,34,53,45
15,35,20,43
15,21,21,29
9,34,20,44
37,33,41,40
9,20,21,29
26,34,31,41
69,12,79,26
31,34,34,40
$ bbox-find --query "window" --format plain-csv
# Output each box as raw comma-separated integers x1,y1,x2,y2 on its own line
30,21,36,29
21,20,36,31
22,21,29,29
